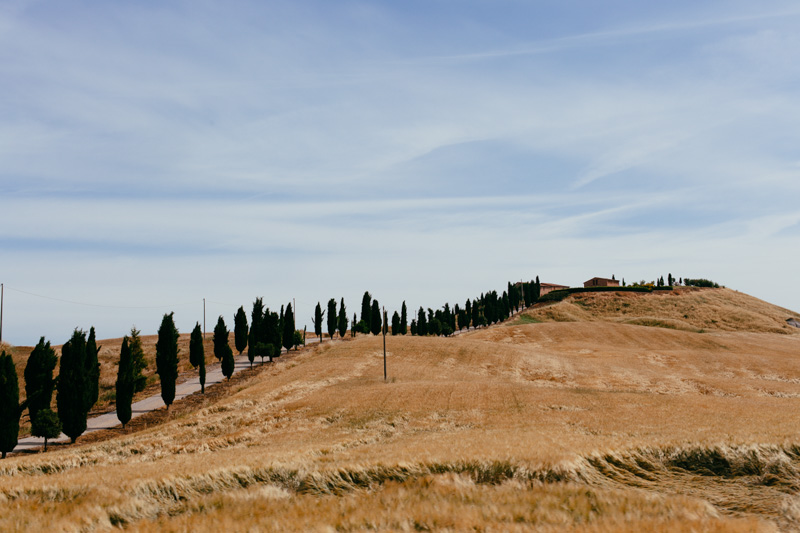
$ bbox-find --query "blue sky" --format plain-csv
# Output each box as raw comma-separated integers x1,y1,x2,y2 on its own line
1,0,799,345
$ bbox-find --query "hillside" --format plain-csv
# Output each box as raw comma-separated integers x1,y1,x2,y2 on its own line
1,288,800,531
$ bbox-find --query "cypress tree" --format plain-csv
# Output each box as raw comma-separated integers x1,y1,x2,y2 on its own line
214,316,230,362
417,307,428,336
400,301,408,335
352,313,357,337
221,343,234,380
155,313,179,410
85,327,100,412
391,311,400,335
370,300,382,335
338,298,348,338
190,323,206,391
265,310,281,359
31,409,60,452
129,327,148,394
361,292,372,334
116,337,134,428
234,306,249,356
314,302,324,342
465,299,472,329
326,299,337,340
24,337,57,423
410,319,417,336
0,351,21,459
279,305,285,346
57,329,89,443
282,303,295,352
249,298,265,362
534,276,541,301
471,299,480,328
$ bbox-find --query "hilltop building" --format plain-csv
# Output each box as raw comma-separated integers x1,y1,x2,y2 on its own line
540,283,569,296
584,277,620,288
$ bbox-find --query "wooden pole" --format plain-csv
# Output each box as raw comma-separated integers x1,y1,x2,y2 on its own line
0,283,4,344
382,306,387,381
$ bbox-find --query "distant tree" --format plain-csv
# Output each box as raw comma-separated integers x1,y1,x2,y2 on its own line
417,307,427,336
0,351,21,458
189,323,206,391
234,306,249,356
361,292,372,334
391,311,400,335
31,409,60,452
326,299,337,340
410,319,417,336
85,327,100,412
214,316,230,361
465,299,472,328
265,310,281,359
24,337,57,423
400,301,408,335
155,313,179,410
282,303,296,352
337,298,348,339
352,313,357,337
668,273,674,286
129,327,148,394
313,302,325,342
248,298,265,362
471,299,481,328
116,336,134,428
534,276,541,302
57,329,90,443
370,300,382,335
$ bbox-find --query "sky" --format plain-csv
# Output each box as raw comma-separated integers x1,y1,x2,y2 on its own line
1,0,799,345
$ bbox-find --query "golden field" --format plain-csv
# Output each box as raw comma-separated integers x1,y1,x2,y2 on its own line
1,287,800,531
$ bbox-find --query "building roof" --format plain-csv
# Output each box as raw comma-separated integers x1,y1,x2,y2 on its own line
540,283,569,288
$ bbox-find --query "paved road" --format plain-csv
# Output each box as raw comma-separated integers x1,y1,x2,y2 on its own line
12,338,322,454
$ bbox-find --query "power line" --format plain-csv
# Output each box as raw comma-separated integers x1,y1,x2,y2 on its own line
4,286,197,310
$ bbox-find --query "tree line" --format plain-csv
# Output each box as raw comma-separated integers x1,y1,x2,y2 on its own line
0,277,543,458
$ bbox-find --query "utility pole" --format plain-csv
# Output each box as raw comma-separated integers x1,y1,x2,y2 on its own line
203,298,206,340
0,283,4,344
382,306,387,382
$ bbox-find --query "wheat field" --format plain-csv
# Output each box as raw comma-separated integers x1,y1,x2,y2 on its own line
1,288,799,531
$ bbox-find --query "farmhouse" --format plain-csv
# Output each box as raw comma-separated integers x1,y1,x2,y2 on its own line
584,277,620,288
540,283,569,296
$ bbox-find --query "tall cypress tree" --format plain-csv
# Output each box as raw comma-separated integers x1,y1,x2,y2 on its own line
265,310,281,360
391,311,400,335
156,313,179,410
338,298,348,338
221,343,235,380
370,300,382,335
85,327,100,412
314,302,324,342
116,337,134,428
249,298,265,363
400,301,408,335
0,351,21,459
129,327,148,394
24,337,57,422
534,276,541,301
190,323,206,390
57,329,89,443
361,292,372,334
282,303,295,352
417,307,428,336
214,316,230,362
234,306,249,356
326,299,337,340
352,313,357,338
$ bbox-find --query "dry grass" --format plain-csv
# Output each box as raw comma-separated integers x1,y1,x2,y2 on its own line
0,289,798,531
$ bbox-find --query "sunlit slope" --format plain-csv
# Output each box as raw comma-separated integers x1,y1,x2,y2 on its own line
524,287,800,334
2,289,800,530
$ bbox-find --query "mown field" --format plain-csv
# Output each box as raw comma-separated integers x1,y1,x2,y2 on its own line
1,287,799,531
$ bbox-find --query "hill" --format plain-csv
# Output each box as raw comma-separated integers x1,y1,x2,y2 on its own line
1,288,799,531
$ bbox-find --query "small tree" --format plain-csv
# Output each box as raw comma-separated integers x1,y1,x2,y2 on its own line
313,302,325,342
31,409,60,452
221,343,235,380
24,337,58,423
327,299,337,340
0,351,21,458
370,300,382,335
129,327,148,394
116,337,134,428
156,313,179,410
282,303,295,352
57,329,90,443
234,306,249,356
391,311,400,335
338,298,348,338
189,323,206,391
